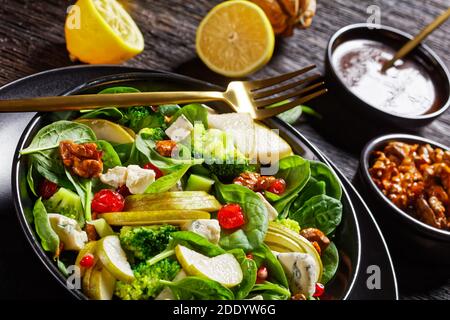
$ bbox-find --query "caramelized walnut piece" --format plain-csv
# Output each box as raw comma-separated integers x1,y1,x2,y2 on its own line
291,293,307,300
155,140,177,157
59,140,103,178
300,228,330,254
233,172,278,192
370,141,450,230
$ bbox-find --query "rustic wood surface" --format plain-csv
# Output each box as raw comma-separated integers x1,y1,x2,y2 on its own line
0,0,449,300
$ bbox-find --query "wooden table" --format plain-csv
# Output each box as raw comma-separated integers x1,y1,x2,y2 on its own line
0,0,449,300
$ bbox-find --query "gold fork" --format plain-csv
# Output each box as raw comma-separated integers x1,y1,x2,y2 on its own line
0,65,326,120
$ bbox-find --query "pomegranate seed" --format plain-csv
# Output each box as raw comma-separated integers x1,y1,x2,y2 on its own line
91,189,125,213
79,253,95,268
267,178,286,195
256,265,268,283
313,283,325,297
116,185,131,198
38,179,58,200
217,204,245,229
143,163,163,179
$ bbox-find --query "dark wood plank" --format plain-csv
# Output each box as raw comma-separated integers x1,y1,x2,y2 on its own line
0,0,449,299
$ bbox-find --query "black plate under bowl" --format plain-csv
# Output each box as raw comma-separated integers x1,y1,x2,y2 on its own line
359,134,450,265
12,71,361,300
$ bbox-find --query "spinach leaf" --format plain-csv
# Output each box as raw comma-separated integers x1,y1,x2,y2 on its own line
158,104,181,116
290,194,342,235
133,131,202,171
290,178,326,213
171,104,208,128
252,244,289,289
31,150,71,188
65,169,93,221
136,112,165,131
321,242,339,285
250,282,290,300
98,86,140,94
265,156,311,208
33,198,59,254
273,192,298,217
56,258,69,277
310,160,342,200
228,249,257,300
20,121,96,155
97,140,122,170
113,143,134,164
171,231,225,257
78,107,123,121
215,181,268,251
27,163,38,197
277,106,302,125
145,164,191,193
160,277,234,300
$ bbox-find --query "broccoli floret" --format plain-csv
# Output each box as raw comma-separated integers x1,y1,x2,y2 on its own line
140,127,166,141
115,259,180,300
119,107,165,132
191,124,255,180
44,187,85,227
275,218,301,234
206,161,256,181
119,225,178,261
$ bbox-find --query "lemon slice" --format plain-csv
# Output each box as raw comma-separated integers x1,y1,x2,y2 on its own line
75,119,135,144
196,0,275,77
175,245,243,288
97,235,134,282
65,0,144,64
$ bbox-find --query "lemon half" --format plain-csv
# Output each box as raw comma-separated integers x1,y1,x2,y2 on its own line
196,0,275,77
65,0,144,64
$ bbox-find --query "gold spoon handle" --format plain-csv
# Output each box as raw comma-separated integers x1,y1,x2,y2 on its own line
382,7,450,72
0,91,225,113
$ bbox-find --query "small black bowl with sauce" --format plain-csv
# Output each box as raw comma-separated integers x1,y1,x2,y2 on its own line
325,23,450,129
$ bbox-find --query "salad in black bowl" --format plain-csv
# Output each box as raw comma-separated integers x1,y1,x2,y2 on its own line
13,73,360,300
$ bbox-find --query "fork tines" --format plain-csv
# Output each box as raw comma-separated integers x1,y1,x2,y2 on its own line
249,65,327,110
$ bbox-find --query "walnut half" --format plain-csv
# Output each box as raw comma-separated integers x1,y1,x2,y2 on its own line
59,140,103,179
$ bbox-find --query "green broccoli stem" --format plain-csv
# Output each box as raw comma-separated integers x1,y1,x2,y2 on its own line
159,279,172,286
147,249,175,266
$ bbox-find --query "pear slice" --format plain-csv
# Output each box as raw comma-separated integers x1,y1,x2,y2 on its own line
99,210,210,226
253,122,293,163
87,264,117,300
88,218,115,238
124,196,221,212
76,241,98,277
82,263,94,297
75,118,134,144
175,245,243,288
97,235,134,283
208,113,255,157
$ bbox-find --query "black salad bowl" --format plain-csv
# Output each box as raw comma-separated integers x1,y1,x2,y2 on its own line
12,72,361,300
358,133,450,266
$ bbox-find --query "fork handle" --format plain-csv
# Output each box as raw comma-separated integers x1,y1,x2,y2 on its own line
0,91,225,112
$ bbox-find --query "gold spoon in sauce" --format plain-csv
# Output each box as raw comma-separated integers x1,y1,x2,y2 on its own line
381,7,450,72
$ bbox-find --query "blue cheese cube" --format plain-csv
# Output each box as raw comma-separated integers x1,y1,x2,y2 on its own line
181,219,221,244
276,252,318,297
165,114,194,142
